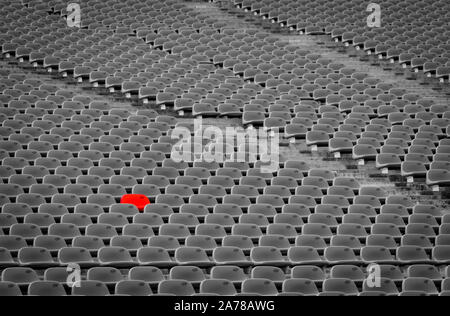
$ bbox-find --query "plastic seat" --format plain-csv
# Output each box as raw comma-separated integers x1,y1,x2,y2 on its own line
200,279,237,296
0,245,16,266
232,224,263,239
1,203,33,218
48,223,81,239
380,204,409,217
128,267,164,284
323,278,359,296
266,223,298,238
98,247,134,267
337,223,368,238
169,266,205,286
10,224,42,239
316,204,345,217
0,166,15,180
402,278,438,295
115,280,152,296
427,169,450,188
60,213,92,228
330,265,365,282
302,223,333,238
288,247,324,265
249,267,285,284
0,184,24,197
361,246,396,263
86,194,116,207
85,223,118,240
0,213,17,229
174,246,212,267
110,204,140,217
231,185,259,199
362,277,399,295
1,267,40,286
147,233,180,251
432,246,450,263
251,247,289,266
155,194,184,208
23,213,55,230
213,247,251,266
166,185,194,199
366,234,398,250
407,265,442,281
143,204,173,218
87,267,123,284
177,203,208,217
58,246,95,267
189,194,218,208
98,184,127,198
325,246,359,264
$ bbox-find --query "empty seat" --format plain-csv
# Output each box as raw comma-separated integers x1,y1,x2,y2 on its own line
137,247,175,267
362,277,399,295
72,281,110,296
87,267,123,284
407,265,442,281
200,279,237,296
10,224,42,239
397,246,430,264
433,246,450,263
170,266,206,283
58,246,94,267
28,281,67,296
361,246,395,263
1,267,40,286
175,247,212,267
330,265,365,282
158,280,195,296
213,247,251,266
251,247,289,266
18,247,56,267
